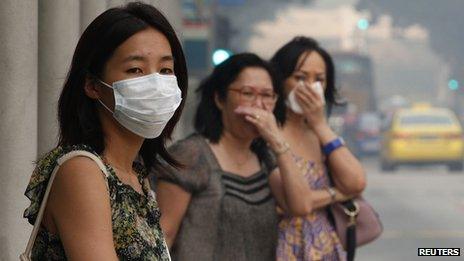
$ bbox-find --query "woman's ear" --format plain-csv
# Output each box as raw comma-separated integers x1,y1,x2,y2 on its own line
214,92,224,111
84,76,101,99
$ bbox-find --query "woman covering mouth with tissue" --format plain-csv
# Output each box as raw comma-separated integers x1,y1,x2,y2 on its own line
271,36,366,261
286,81,325,114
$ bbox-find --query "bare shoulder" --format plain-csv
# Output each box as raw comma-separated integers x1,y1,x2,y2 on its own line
55,156,107,191
46,156,117,259
49,156,110,214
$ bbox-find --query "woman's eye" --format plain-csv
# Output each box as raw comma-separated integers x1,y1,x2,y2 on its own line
294,75,306,81
317,78,326,84
241,91,254,97
160,68,174,75
127,68,143,74
262,93,274,99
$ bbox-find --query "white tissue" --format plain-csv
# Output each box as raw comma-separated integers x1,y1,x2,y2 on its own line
285,81,325,114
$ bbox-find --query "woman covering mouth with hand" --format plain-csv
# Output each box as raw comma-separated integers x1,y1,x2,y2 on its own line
271,36,366,261
154,53,315,261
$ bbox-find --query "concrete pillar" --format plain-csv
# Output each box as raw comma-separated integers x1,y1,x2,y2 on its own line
107,0,127,8
151,0,183,34
80,0,107,33
0,0,38,259
38,0,80,154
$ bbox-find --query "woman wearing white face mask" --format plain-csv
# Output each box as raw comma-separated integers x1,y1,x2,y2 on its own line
270,37,366,261
22,2,186,260
96,73,182,139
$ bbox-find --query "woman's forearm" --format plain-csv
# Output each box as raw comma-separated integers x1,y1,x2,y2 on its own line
267,136,314,216
156,181,192,249
310,188,351,209
313,124,366,195
327,148,366,195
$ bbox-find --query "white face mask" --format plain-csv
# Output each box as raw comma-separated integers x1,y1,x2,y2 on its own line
286,81,325,114
98,73,182,139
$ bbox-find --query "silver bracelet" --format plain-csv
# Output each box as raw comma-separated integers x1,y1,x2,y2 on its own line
325,187,336,203
274,141,290,156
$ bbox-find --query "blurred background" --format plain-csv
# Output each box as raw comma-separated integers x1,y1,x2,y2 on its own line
1,0,464,260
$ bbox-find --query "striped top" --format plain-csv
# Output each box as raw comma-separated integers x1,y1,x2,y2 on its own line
221,170,273,205
154,134,278,261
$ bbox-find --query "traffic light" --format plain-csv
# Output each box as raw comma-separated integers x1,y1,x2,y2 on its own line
212,49,232,66
357,18,369,30
448,79,459,91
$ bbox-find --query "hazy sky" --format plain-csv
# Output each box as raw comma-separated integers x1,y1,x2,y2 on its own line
226,0,447,106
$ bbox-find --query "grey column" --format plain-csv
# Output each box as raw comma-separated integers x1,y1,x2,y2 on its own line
38,0,80,154
80,0,107,33
151,0,183,33
107,0,127,8
0,0,38,260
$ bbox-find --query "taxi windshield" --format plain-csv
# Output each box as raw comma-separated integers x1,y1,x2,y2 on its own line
399,114,454,125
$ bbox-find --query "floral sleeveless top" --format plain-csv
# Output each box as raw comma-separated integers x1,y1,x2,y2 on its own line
276,154,346,261
23,145,170,260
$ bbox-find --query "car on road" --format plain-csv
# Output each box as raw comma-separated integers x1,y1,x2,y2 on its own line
354,112,381,156
380,105,464,172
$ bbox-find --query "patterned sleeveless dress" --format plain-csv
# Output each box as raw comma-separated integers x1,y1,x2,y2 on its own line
276,154,346,261
23,145,170,260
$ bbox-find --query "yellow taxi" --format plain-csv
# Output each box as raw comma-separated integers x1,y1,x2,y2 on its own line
380,104,464,171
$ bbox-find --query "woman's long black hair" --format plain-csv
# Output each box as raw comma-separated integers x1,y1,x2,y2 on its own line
57,2,188,171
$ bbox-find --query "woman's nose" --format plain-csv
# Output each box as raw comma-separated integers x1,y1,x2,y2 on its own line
251,95,265,108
